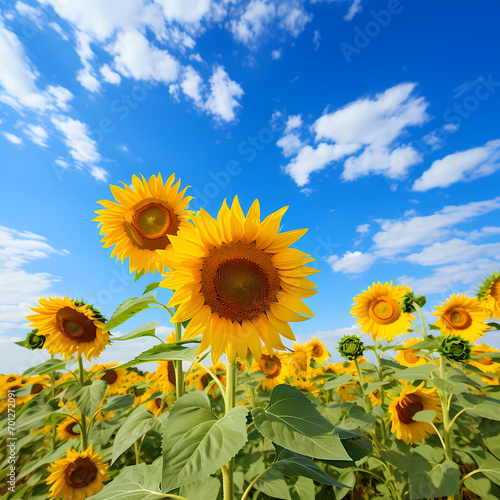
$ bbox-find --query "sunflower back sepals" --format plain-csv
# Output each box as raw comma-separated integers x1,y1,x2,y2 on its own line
400,291,427,314
338,334,365,361
15,328,46,350
438,335,472,363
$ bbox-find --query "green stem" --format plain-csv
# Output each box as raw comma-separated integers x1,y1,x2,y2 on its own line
78,355,88,451
241,466,272,500
134,440,140,465
413,302,429,340
354,357,371,411
174,321,185,399
439,357,453,462
223,361,237,500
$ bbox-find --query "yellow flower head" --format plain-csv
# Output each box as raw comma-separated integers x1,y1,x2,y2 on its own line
433,294,489,342
394,338,428,367
159,196,317,363
47,445,109,500
251,349,289,391
56,416,81,441
350,282,415,342
90,362,128,396
469,344,500,374
94,173,192,275
186,362,226,396
478,271,500,321
306,337,330,365
155,360,176,394
27,297,109,361
388,382,441,445
336,384,356,402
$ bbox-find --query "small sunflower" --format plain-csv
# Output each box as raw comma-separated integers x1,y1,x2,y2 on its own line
144,388,173,417
56,416,81,441
388,382,441,445
155,361,176,394
90,362,127,396
478,271,500,320
306,337,330,365
351,282,415,342
159,196,317,363
469,344,500,374
251,350,289,391
369,389,382,407
287,342,311,380
47,445,109,500
394,338,428,367
27,297,109,361
186,363,227,396
433,294,489,342
94,173,193,275
297,382,320,397
336,384,356,402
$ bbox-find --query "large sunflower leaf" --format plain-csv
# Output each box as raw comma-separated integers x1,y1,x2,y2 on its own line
22,358,68,376
252,384,351,461
455,393,500,420
112,322,160,342
71,379,108,419
323,373,353,390
179,476,221,500
112,406,162,464
396,364,437,381
162,391,248,492
115,343,199,369
104,294,159,332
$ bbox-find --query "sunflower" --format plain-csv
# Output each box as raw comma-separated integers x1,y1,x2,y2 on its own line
251,350,289,391
394,338,429,367
287,342,311,380
159,197,317,363
433,294,489,342
56,416,81,441
90,362,127,396
297,382,320,397
155,361,176,394
0,375,29,412
336,384,356,402
469,344,500,374
306,337,330,365
27,297,109,361
17,375,51,406
94,173,192,275
388,382,441,445
187,363,226,396
369,389,383,407
47,445,109,500
351,282,415,341
478,270,500,320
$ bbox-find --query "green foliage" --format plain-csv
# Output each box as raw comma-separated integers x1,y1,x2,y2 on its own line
104,293,159,332
112,322,160,341
22,358,67,376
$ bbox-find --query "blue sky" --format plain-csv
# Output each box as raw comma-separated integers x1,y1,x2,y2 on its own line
1,0,500,372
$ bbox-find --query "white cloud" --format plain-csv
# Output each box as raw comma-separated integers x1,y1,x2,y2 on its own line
327,251,376,274
156,0,212,24
100,63,122,85
15,2,44,29
205,65,244,122
111,30,179,83
413,139,500,191
284,114,302,133
311,0,362,20
276,133,305,157
280,83,429,186
89,165,110,182
282,142,359,186
356,223,370,234
24,124,49,147
3,132,23,145
313,30,320,51
180,65,204,105
271,48,283,59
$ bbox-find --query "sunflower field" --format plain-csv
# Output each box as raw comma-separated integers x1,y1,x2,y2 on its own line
2,173,500,500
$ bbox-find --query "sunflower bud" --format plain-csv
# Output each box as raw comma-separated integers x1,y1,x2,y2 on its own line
15,329,46,350
400,291,426,313
338,334,365,360
438,335,471,362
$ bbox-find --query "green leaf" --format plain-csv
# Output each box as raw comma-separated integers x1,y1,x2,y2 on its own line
87,463,164,500
104,294,158,332
180,476,221,500
17,441,74,479
162,391,248,492
323,373,353,390
465,475,500,500
252,384,351,461
487,322,500,330
456,393,500,420
113,322,160,341
413,410,437,424
364,381,389,395
22,359,67,376
134,269,145,282
115,344,199,369
143,282,161,295
253,468,291,500
112,406,162,464
289,476,315,500
396,364,437,381
73,379,108,419
272,448,349,487
429,324,441,331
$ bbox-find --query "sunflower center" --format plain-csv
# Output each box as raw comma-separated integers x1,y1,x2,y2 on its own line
57,308,97,343
446,308,472,330
479,355,493,366
369,298,401,325
312,345,323,357
6,376,16,383
125,199,180,251
167,362,176,385
403,350,419,364
154,398,162,409
67,422,80,436
260,355,282,378
200,374,210,389
65,457,98,488
201,242,280,322
396,394,424,424
100,370,118,385
293,351,308,372
31,383,44,394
